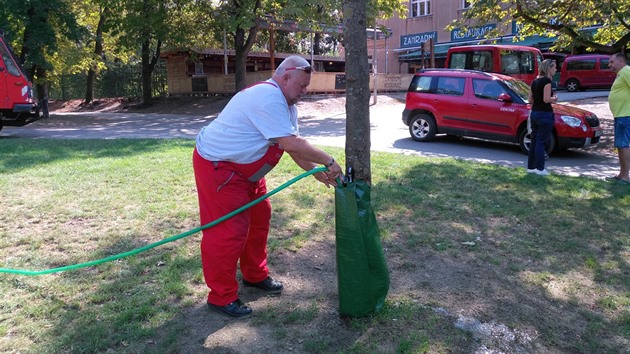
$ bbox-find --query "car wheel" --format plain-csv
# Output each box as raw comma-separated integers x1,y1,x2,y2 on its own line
565,79,580,92
409,114,437,142
518,129,556,155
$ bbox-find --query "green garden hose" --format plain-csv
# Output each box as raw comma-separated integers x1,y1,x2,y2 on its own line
0,166,328,276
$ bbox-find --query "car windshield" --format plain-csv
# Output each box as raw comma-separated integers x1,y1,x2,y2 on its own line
501,77,530,103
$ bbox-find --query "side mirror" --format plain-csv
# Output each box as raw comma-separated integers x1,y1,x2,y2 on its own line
498,93,512,102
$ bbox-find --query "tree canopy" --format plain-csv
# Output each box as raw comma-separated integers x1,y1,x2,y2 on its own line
451,0,630,53
0,0,406,101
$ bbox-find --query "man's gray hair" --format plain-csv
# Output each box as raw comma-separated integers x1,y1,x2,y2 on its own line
275,55,311,76
611,52,628,62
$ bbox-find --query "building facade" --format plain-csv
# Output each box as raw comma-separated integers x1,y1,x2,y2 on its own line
369,0,555,74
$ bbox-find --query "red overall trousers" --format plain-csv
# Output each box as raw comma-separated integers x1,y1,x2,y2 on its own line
192,145,283,306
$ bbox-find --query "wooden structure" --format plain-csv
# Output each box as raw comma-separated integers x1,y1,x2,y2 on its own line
161,49,414,95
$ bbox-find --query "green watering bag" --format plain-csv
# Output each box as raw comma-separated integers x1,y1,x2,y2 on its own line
334,179,390,317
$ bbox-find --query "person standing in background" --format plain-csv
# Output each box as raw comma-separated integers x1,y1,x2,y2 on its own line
606,53,630,184
527,59,558,176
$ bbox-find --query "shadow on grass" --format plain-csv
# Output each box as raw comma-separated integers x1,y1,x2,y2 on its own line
0,139,194,173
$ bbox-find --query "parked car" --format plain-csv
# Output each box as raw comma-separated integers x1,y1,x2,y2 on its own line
402,69,602,154
0,33,40,131
559,54,616,92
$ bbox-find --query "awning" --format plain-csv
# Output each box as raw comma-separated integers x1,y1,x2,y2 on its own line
397,42,454,62
500,35,557,51
397,34,562,62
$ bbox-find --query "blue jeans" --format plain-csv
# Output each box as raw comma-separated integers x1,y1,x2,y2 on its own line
614,117,630,148
527,111,554,170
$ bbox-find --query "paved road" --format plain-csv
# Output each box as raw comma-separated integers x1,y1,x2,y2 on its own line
0,90,618,180
302,91,617,180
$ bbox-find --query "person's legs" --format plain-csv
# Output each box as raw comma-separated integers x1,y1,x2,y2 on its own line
527,115,539,170
531,111,553,171
618,147,630,181
239,179,272,282
612,117,630,181
193,149,251,306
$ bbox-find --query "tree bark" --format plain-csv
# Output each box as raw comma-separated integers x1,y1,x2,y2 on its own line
85,8,107,104
342,0,371,184
140,38,162,106
232,0,261,92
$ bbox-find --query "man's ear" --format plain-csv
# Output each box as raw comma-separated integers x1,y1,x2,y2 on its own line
279,74,290,86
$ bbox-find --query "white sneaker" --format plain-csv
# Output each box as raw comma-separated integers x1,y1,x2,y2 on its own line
535,169,549,176
526,169,536,174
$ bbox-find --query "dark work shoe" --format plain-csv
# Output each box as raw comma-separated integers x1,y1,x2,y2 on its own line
207,299,252,318
243,276,283,294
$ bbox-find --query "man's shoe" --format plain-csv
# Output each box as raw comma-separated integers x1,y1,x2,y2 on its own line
207,299,252,317
243,276,283,294
526,169,536,174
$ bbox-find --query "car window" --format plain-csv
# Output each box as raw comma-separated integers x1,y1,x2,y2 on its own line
449,52,467,69
566,59,596,71
600,59,612,71
501,78,530,103
472,79,505,100
499,50,536,75
0,41,22,77
472,51,494,72
436,77,465,96
448,50,493,72
409,75,432,92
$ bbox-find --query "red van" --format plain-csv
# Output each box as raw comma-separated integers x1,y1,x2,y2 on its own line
559,54,617,92
0,34,39,131
446,44,543,85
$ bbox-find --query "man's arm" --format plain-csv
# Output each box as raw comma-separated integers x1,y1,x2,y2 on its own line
276,135,342,186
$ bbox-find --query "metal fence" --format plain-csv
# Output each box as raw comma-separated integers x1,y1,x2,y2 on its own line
47,61,168,100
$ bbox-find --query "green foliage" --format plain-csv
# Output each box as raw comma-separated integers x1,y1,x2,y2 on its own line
450,0,630,53
0,0,83,80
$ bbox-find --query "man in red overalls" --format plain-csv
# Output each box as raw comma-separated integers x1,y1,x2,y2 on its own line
193,55,342,317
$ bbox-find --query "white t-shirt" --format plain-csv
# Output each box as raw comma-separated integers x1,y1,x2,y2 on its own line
196,79,299,164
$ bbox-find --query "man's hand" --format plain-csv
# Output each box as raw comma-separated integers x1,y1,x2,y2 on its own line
324,160,342,185
314,171,335,187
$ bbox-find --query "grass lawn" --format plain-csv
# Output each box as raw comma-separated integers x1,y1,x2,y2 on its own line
0,138,628,353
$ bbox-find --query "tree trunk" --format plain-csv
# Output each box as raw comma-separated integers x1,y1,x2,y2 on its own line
35,67,49,117
342,0,371,184
140,38,162,106
85,8,107,104
314,32,321,55
231,0,260,92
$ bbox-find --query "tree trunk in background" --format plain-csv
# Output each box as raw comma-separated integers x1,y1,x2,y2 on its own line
85,8,107,104
314,32,321,55
140,38,161,106
342,0,371,184
232,0,260,92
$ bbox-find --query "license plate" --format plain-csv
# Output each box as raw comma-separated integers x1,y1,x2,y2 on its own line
595,130,602,137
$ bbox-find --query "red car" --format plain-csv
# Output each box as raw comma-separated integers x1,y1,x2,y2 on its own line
402,69,602,154
0,34,39,131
